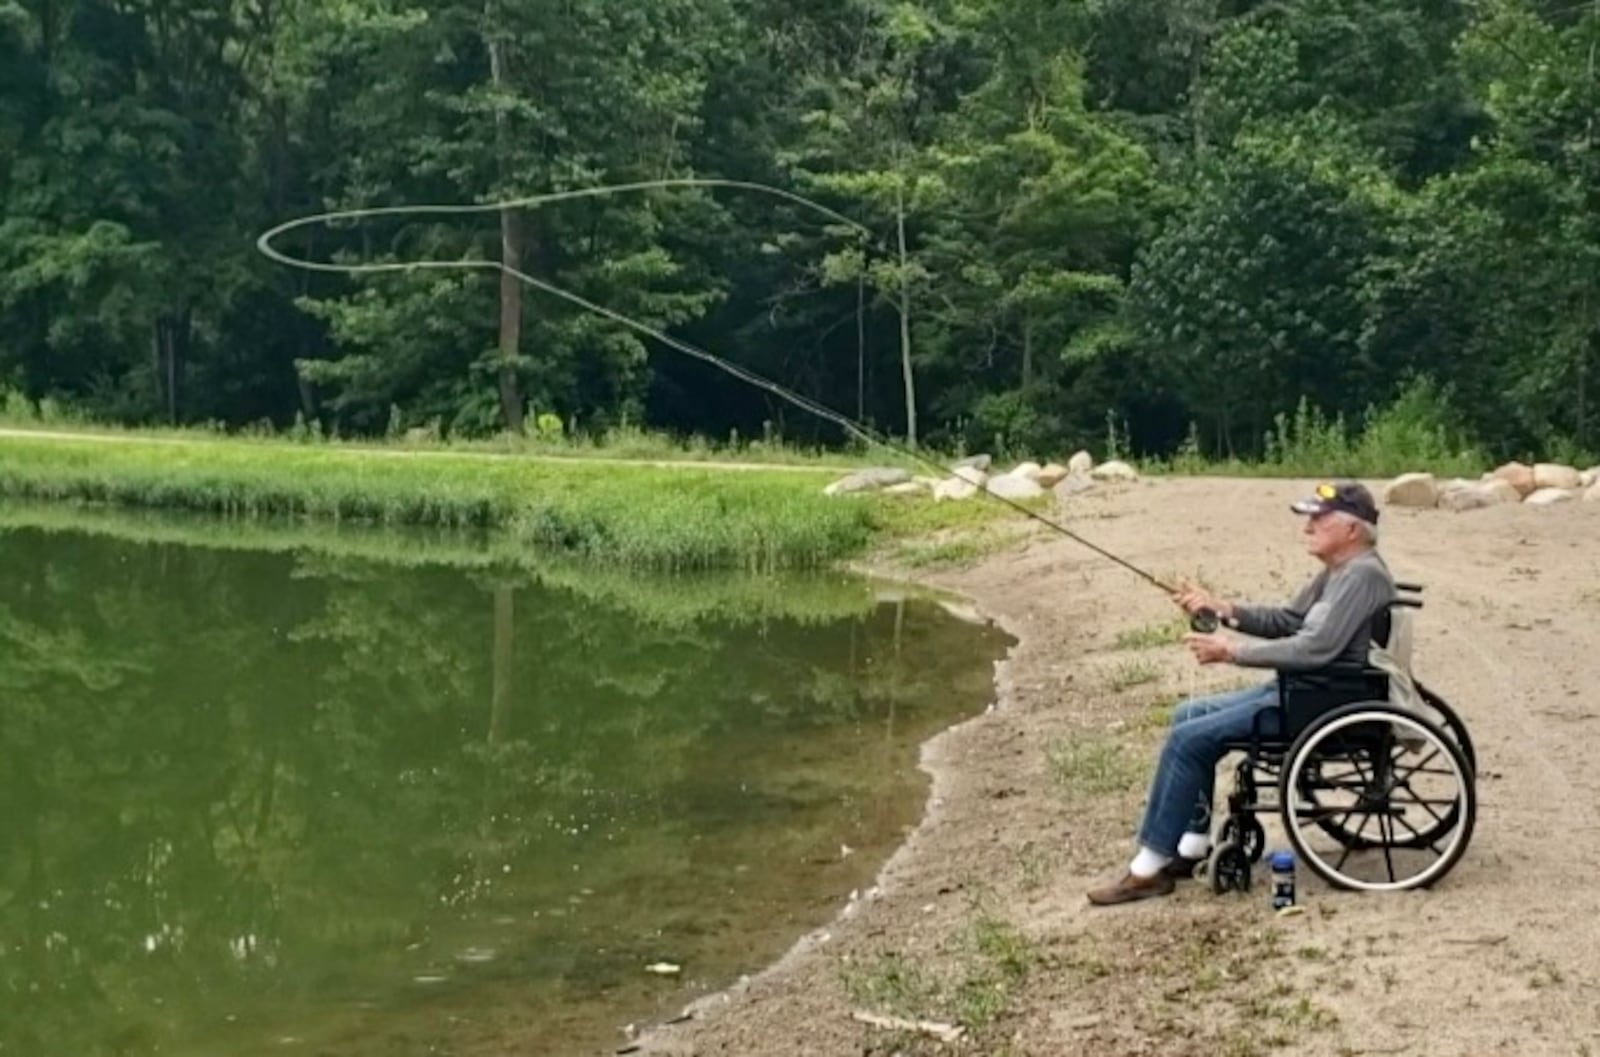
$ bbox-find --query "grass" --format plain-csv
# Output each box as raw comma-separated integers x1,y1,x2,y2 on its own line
0,389,896,469
0,434,1012,571
838,902,1040,1033
1114,618,1188,650
1106,658,1160,690
1045,735,1142,796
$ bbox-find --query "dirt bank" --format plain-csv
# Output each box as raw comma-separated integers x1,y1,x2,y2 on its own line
634,475,1600,1057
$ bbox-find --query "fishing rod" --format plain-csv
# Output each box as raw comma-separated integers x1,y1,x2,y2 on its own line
257,178,1223,630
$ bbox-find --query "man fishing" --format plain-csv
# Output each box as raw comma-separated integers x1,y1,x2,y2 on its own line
1086,481,1395,906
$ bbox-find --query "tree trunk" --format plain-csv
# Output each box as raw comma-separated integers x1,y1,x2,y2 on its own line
857,274,866,423
487,26,526,435
496,209,526,434
895,180,917,448
1021,315,1034,388
153,310,188,425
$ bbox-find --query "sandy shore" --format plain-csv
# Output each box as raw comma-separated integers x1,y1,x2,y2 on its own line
635,475,1600,1057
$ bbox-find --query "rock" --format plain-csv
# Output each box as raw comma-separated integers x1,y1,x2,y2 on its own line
1579,467,1598,489
1089,459,1139,482
1052,472,1095,500
1490,461,1537,498
1010,461,1043,481
953,453,992,472
1478,478,1523,505
1438,488,1491,513
883,482,925,496
1383,472,1440,508
1524,488,1576,507
933,478,978,502
1067,450,1094,476
1035,462,1070,488
986,474,1045,500
1438,483,1511,512
1533,463,1582,491
951,465,988,486
1586,481,1600,502
823,467,912,496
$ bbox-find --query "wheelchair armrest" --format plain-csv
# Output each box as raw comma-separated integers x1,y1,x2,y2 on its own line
1277,662,1380,688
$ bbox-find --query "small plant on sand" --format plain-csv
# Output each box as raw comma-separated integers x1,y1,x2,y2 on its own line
839,953,940,1017
1046,735,1141,796
838,902,1039,1034
1114,618,1187,650
1107,658,1160,691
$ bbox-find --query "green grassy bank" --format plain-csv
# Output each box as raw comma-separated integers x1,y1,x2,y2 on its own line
0,434,1002,571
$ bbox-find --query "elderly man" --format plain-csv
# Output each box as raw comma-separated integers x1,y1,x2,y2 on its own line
1086,481,1395,906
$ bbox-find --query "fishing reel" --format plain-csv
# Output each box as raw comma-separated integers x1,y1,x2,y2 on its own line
1189,607,1224,633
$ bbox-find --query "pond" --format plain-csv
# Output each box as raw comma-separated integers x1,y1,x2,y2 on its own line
0,516,1014,1057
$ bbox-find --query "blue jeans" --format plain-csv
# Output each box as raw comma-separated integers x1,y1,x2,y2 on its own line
1136,681,1282,857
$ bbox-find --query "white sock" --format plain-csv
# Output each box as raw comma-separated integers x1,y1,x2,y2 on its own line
1129,846,1172,879
1177,832,1211,859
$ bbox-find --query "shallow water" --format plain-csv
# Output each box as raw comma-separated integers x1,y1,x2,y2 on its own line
0,521,1012,1057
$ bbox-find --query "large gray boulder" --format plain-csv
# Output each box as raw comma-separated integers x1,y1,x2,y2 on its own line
823,467,912,496
1089,459,1138,482
986,474,1045,500
1524,487,1576,507
1384,472,1440,508
1533,463,1582,491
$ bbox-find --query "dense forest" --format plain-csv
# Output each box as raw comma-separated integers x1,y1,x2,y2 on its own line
1,0,1596,461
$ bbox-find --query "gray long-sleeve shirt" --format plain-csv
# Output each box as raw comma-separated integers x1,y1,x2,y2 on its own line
1231,549,1396,671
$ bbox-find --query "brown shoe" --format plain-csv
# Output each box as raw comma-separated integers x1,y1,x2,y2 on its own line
1086,870,1176,906
1162,855,1204,881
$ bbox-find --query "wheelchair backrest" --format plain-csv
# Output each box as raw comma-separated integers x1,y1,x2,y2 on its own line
1367,583,1425,711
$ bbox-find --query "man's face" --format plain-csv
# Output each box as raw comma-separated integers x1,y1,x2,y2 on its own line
1301,511,1356,560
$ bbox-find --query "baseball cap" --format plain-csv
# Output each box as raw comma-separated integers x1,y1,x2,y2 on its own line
1290,481,1379,525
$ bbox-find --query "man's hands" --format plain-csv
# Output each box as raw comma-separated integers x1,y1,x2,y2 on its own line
1182,632,1237,665
1172,580,1235,623
1174,580,1238,664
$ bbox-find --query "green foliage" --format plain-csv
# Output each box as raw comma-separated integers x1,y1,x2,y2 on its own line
2,0,1598,464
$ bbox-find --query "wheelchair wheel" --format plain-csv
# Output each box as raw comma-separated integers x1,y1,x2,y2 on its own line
1220,816,1266,863
1303,685,1476,852
1280,703,1475,892
1208,841,1252,895
1415,682,1477,774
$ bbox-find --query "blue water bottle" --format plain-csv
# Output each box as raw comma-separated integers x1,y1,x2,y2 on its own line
1270,850,1296,910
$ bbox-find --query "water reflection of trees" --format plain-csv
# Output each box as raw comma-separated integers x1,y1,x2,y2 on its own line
0,527,1010,1056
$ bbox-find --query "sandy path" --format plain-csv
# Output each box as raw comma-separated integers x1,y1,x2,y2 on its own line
633,475,1600,1057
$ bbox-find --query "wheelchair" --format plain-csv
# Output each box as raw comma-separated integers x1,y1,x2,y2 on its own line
1199,582,1478,894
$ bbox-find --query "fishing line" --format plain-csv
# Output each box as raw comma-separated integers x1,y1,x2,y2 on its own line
256,177,1193,605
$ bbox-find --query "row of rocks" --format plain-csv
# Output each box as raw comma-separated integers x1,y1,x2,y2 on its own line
1384,462,1600,512
821,451,1140,502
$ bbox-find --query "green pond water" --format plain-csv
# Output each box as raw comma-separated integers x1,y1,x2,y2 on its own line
0,517,1013,1057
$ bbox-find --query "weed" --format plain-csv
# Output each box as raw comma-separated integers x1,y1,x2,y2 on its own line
1046,736,1142,797
1014,841,1051,892
1107,658,1159,691
840,953,939,1017
1114,618,1187,651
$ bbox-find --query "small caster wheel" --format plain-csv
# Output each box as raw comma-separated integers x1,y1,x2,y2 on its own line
1209,841,1252,895
1222,817,1267,863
